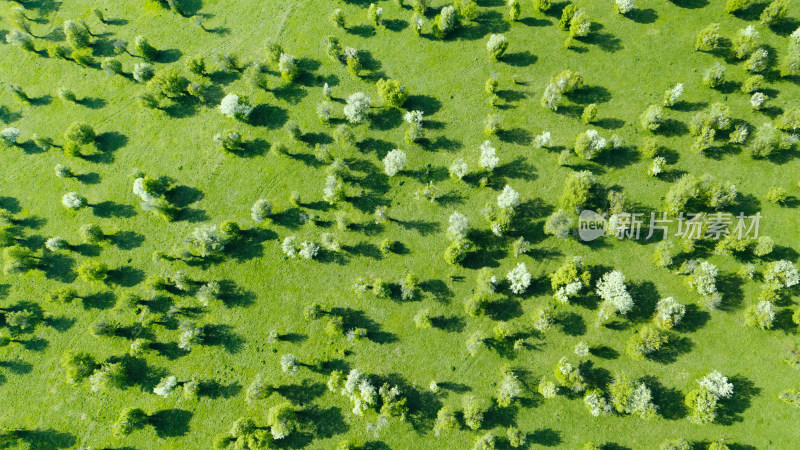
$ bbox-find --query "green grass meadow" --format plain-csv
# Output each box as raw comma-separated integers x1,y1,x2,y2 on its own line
1,0,800,448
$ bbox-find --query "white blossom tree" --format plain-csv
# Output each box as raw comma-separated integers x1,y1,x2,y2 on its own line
497,185,520,210
0,128,21,147
62,192,86,210
219,93,253,119
699,371,734,399
383,149,407,176
448,211,469,237
596,270,634,322
344,92,371,123
507,263,531,294
479,141,499,171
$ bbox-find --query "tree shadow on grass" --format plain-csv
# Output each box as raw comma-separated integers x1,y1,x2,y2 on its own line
330,307,398,344
419,279,453,302
640,375,687,420
405,95,442,115
485,296,524,321
82,291,116,309
277,380,327,404
627,8,658,24
677,304,710,332
218,279,256,308
41,253,76,283
557,312,586,336
202,324,244,353
669,0,708,9
298,405,349,439
199,379,242,399
149,409,192,438
717,375,759,425
528,428,561,447
250,104,289,129
650,334,694,365
503,51,537,67
107,266,145,288
583,23,623,53
92,201,136,218
15,429,76,450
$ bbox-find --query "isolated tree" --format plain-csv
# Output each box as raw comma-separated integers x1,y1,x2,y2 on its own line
376,79,408,108
432,5,458,39
506,263,531,294
640,105,664,132
383,149,407,176
267,402,297,439
77,260,108,282
654,297,686,330
487,34,509,60
63,122,97,156
596,270,634,322
616,0,635,14
344,93,371,123
64,20,91,48
133,63,155,83
62,192,87,210
114,408,149,436
695,23,721,51
219,94,253,120
0,128,21,147
279,53,300,81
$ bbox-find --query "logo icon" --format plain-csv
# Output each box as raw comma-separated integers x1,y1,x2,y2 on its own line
578,210,607,241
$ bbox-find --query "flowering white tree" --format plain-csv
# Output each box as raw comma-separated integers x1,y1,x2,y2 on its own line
383,149,407,176
616,0,635,14
448,211,469,237
487,34,509,60
282,236,297,258
699,371,734,399
0,127,21,146
596,271,634,320
533,131,551,148
654,297,686,330
497,185,520,210
280,354,299,375
404,110,423,126
298,241,319,260
574,129,607,160
219,93,253,119
278,53,299,81
763,260,800,290
153,376,178,398
344,92,371,123
663,83,684,107
507,263,531,294
745,300,775,329
449,157,468,179
251,199,272,223
62,192,86,210
689,261,721,308
479,141,499,171
496,372,522,406
46,237,69,252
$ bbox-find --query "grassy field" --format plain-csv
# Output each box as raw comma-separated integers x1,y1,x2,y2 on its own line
1,0,800,448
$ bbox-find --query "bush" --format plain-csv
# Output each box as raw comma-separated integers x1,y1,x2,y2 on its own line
432,5,458,38
745,48,768,73
745,300,775,329
695,23,721,51
487,34,509,60
6,30,34,52
279,53,300,81
219,94,253,120
134,36,158,61
726,0,754,13
574,129,607,160
0,128,21,147
344,93,371,123
626,325,667,359
582,104,598,124
732,25,758,59
558,4,576,31
533,0,552,12
702,62,726,88
383,149,407,176
64,20,91,48
765,186,787,204
376,79,408,108
72,49,95,67
101,59,123,76
133,63,155,83
616,0,635,14
749,123,782,158
640,105,664,132
149,67,189,98
77,260,108,282
214,130,245,153
760,0,789,25
559,170,597,211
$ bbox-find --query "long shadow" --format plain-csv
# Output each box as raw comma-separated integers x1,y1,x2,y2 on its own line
329,307,398,344
717,375,760,425
669,0,709,9
640,375,687,420
149,409,192,438
627,8,658,24
202,324,244,353
16,429,76,450
92,201,136,218
249,104,288,129
298,405,349,439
